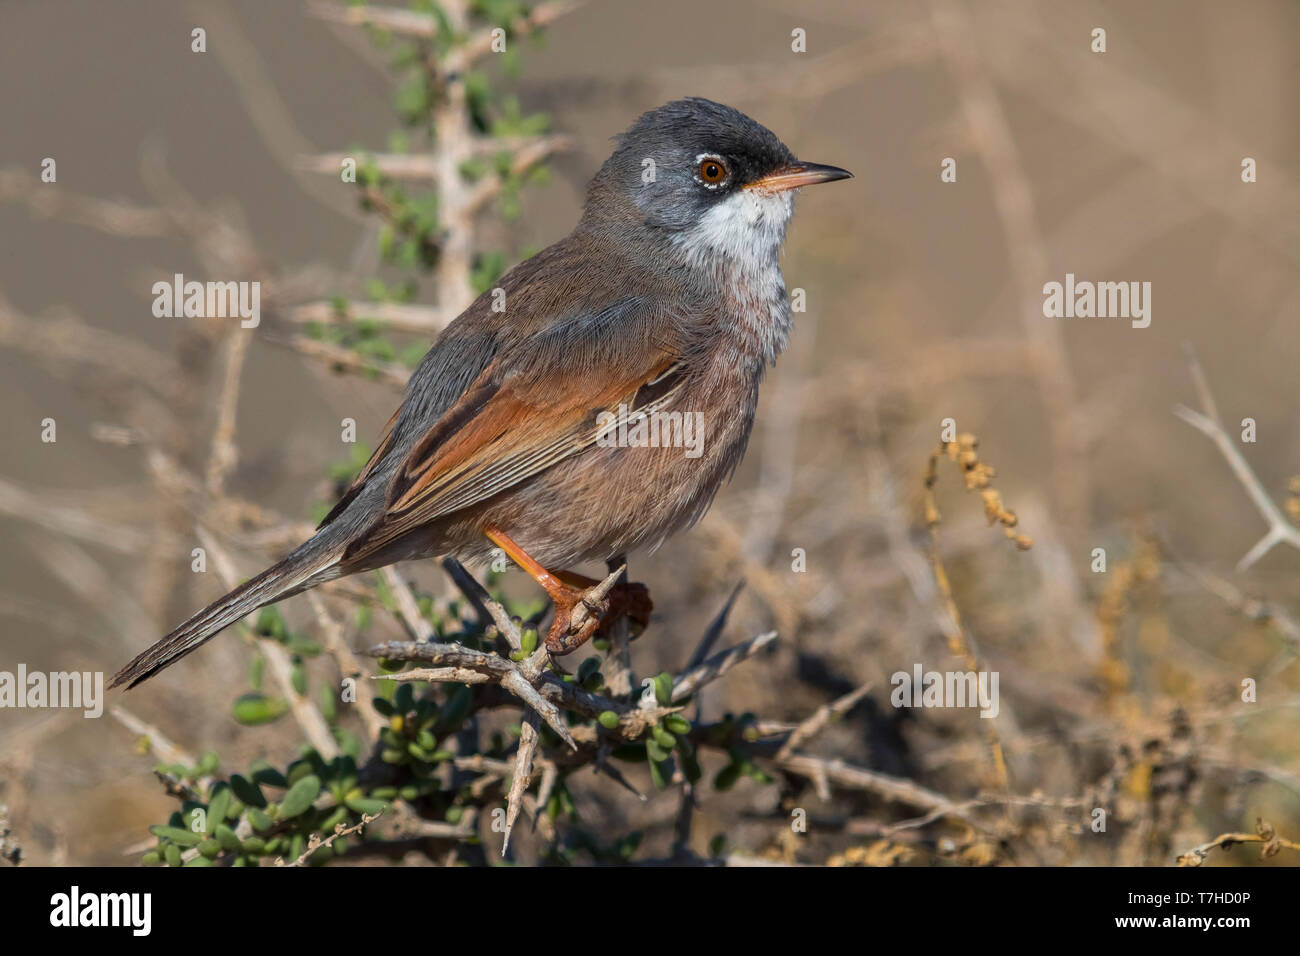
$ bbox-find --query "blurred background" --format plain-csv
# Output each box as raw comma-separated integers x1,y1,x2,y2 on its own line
1,0,1299,866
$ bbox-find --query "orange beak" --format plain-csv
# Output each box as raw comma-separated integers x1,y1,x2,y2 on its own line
744,161,853,192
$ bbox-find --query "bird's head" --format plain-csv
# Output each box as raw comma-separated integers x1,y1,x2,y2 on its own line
582,98,852,266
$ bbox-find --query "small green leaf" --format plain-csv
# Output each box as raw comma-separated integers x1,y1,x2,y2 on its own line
291,657,308,696
240,836,266,855
344,795,390,815
714,762,741,791
229,774,266,808
278,774,322,819
652,672,673,706
149,825,202,847
648,758,668,791
232,693,289,726
664,714,692,735
206,785,232,827
251,765,288,788
215,824,241,852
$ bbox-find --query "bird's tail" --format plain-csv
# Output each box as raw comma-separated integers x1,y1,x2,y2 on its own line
110,540,342,690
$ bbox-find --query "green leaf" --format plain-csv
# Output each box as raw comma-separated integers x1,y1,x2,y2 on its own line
664,714,692,735
318,683,338,723
439,685,473,727
344,795,390,815
278,774,322,820
230,774,267,808
149,825,202,847
206,786,232,828
714,762,741,791
677,741,702,784
251,765,288,788
652,672,673,707
287,635,322,657
291,657,308,696
255,606,287,640
232,693,289,726
215,825,241,852
648,758,668,791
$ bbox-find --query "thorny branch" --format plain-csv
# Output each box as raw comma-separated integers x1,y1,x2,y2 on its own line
1174,343,1300,571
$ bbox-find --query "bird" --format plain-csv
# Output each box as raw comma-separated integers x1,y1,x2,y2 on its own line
110,97,851,690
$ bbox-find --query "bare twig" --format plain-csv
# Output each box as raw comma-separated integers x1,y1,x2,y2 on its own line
775,682,873,762
110,706,194,767
289,299,454,333
280,809,386,867
1177,818,1300,867
1174,345,1300,571
671,631,777,704
305,1,441,37
381,566,435,642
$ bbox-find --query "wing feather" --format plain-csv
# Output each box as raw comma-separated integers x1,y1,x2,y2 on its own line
341,357,687,563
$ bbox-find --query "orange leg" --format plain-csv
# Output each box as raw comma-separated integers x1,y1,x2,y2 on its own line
484,528,651,654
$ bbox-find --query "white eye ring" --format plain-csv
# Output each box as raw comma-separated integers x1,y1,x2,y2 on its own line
693,153,729,189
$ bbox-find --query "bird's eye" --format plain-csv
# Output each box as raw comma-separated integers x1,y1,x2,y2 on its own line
696,157,729,185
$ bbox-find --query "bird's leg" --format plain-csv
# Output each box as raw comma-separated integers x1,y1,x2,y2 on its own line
483,528,652,654
484,527,612,654
550,569,653,636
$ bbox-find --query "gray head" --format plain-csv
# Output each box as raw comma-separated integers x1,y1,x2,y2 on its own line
581,98,851,265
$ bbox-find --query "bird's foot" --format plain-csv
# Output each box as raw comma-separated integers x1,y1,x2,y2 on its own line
545,568,653,655
481,527,652,656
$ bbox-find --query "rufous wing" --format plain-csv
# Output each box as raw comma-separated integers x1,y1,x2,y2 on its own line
340,355,687,564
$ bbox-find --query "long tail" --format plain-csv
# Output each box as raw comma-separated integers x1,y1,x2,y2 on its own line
110,540,342,690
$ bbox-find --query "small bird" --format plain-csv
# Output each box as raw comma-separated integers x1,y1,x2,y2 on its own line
111,98,851,689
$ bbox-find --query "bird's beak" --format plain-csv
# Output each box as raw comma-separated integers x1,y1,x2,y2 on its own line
745,161,854,192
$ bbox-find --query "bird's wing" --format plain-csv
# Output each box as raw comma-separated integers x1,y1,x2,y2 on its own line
339,303,689,565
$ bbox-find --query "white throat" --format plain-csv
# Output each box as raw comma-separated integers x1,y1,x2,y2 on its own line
673,188,794,266
672,189,796,367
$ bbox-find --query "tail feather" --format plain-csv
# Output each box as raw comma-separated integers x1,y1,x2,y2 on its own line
110,545,338,690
